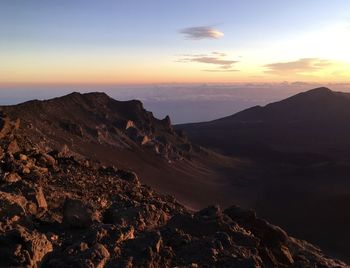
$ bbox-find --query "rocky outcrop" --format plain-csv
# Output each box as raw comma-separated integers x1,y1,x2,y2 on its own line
0,191,32,229
44,242,110,268
0,92,192,161
0,227,52,268
63,198,93,228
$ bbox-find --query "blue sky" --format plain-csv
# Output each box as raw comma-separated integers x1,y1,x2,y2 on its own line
2,0,349,47
1,0,350,84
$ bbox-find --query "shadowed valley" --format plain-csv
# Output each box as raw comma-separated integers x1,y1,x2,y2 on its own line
177,87,350,262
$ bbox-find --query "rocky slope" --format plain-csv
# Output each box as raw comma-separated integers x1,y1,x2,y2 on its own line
0,92,246,210
0,99,348,267
1,92,192,161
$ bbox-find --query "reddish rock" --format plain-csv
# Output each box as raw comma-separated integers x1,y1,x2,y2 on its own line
2,172,21,183
35,187,48,210
7,139,20,154
0,227,52,268
63,198,92,228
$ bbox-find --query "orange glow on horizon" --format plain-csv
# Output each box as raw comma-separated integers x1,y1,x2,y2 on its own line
2,52,350,86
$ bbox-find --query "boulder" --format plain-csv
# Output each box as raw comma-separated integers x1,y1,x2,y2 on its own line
167,206,233,238
22,166,31,174
116,170,140,185
122,231,164,267
225,205,288,246
125,120,135,130
125,126,143,144
0,227,52,268
103,203,168,231
58,144,70,158
2,172,21,183
35,186,48,210
141,135,150,145
40,153,56,167
7,139,20,154
63,198,92,228
0,191,31,228
19,153,28,161
44,242,109,268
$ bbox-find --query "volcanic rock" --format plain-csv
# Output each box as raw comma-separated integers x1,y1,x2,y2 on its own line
0,227,52,268
0,191,31,229
63,198,93,228
35,187,48,210
2,172,21,183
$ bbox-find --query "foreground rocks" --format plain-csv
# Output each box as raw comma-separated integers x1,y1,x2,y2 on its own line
0,114,348,267
0,226,53,267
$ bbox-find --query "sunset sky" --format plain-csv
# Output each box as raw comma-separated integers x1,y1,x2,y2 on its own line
1,0,350,85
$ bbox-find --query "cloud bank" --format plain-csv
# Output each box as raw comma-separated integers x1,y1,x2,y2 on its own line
264,58,332,75
177,52,238,72
180,26,224,40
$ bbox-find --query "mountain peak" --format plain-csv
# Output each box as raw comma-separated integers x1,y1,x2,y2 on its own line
309,86,331,92
58,92,146,110
65,91,109,97
60,91,110,102
304,87,332,95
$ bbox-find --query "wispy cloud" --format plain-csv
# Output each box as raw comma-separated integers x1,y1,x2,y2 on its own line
176,52,239,72
264,58,332,75
180,26,224,40
203,69,239,72
212,51,226,57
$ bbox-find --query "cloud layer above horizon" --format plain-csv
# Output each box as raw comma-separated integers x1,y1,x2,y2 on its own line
176,52,239,72
264,58,333,75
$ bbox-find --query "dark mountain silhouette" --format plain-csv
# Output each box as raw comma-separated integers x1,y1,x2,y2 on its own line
0,93,346,266
220,87,350,123
177,87,350,262
177,87,350,159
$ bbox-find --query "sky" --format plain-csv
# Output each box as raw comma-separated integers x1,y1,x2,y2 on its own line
1,0,350,85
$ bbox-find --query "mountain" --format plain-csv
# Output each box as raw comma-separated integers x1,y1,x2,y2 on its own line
0,92,247,210
0,94,347,267
177,87,350,159
176,87,350,262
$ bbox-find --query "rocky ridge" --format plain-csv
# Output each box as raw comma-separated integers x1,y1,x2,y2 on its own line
0,107,348,267
1,92,194,162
